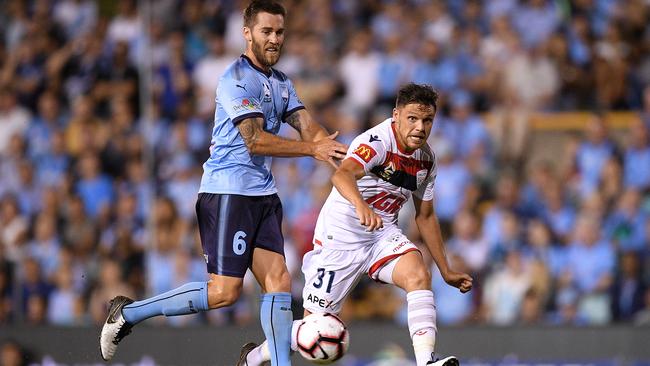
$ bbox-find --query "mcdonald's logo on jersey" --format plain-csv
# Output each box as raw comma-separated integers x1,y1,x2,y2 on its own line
353,144,377,163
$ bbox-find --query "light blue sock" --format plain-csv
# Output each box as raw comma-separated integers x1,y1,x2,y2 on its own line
260,292,292,366
122,282,209,325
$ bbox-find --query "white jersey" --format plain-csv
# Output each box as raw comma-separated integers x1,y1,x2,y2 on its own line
314,118,437,250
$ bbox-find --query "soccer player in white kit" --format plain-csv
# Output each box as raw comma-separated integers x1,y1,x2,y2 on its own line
240,83,473,366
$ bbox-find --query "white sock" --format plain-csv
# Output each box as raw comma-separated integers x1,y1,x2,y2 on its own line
407,290,437,366
248,320,301,365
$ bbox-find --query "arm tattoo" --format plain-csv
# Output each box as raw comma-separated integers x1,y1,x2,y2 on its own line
286,112,302,132
237,118,263,150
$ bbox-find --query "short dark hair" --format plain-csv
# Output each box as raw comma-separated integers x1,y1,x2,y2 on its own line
395,83,439,111
244,0,286,28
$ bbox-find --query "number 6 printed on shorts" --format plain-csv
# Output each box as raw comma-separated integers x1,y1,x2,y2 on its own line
233,231,247,255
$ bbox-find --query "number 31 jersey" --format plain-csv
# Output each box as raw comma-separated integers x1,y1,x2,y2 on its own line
314,118,437,250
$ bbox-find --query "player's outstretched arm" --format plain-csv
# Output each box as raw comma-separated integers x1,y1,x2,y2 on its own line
237,117,347,163
413,197,473,293
331,159,383,231
285,109,348,167
285,109,332,142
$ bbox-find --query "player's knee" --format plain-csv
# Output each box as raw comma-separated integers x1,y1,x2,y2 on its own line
403,269,431,291
264,268,291,293
207,282,241,308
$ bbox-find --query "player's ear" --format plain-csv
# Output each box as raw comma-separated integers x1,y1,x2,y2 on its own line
243,27,252,43
392,107,399,121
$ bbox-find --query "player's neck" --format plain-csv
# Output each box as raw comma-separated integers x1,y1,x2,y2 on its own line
244,51,272,76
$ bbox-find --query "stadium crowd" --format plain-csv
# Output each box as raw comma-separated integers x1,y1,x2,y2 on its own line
0,0,650,329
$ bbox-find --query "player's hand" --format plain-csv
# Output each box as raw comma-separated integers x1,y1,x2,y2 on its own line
355,204,383,231
442,270,473,293
312,131,348,169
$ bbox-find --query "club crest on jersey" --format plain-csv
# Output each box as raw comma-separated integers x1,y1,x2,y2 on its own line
263,83,272,103
417,169,428,185
378,161,396,180
354,144,377,163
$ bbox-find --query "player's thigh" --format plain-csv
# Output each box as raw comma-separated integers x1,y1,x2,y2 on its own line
253,194,285,256
196,193,259,278
250,247,290,293
368,232,427,291
302,246,367,314
249,194,290,293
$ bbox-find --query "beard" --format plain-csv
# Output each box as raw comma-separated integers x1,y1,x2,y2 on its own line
251,35,282,67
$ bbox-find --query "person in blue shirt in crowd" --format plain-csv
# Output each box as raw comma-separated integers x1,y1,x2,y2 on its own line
99,2,347,365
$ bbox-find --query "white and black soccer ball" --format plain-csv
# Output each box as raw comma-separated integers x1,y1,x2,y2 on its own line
296,312,349,364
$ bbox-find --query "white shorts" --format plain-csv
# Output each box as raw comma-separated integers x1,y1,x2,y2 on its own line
301,231,420,314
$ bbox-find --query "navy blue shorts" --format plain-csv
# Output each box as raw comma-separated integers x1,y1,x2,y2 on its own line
196,193,284,277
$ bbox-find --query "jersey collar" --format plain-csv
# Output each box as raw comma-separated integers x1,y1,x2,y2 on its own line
241,54,273,77
391,120,415,155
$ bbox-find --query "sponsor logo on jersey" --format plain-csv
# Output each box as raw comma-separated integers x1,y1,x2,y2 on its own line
369,134,381,143
354,144,377,163
392,240,409,252
416,169,428,185
281,83,289,102
203,254,209,263
233,98,260,112
306,293,335,309
365,192,406,214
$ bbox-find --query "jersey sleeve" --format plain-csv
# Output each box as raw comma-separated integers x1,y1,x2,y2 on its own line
282,78,305,120
217,75,264,125
413,162,437,201
345,133,386,175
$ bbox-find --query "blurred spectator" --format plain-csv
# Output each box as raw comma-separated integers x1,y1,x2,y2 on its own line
448,210,489,276
510,0,560,49
47,265,82,325
25,213,61,280
432,253,475,325
193,32,231,117
0,340,28,366
53,0,98,41
411,38,459,97
430,139,472,231
19,257,52,318
75,152,114,218
541,180,577,243
572,114,619,198
563,214,615,324
482,249,532,325
604,189,647,252
0,88,30,155
107,0,143,51
338,29,379,118
623,118,650,191
88,258,135,325
494,40,559,164
64,95,108,158
0,194,28,264
611,251,646,322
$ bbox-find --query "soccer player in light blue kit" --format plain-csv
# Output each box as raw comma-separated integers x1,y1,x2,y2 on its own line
99,1,347,365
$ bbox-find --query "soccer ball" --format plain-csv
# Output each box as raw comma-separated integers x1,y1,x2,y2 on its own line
296,312,349,364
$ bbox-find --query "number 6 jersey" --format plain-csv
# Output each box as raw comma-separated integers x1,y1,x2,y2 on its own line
314,118,438,250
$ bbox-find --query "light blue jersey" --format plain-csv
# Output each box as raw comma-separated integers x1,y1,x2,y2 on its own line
199,55,305,195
